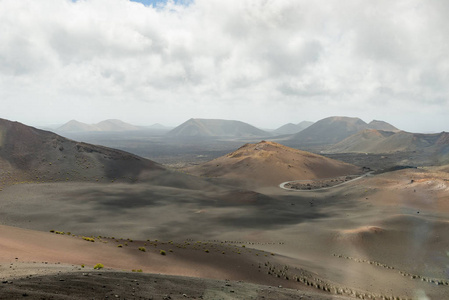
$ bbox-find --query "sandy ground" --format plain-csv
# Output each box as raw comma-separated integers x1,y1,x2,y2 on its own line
0,225,342,299
1,167,449,299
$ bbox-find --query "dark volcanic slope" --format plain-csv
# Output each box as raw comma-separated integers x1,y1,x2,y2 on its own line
0,272,343,300
167,118,269,137
289,116,368,146
0,118,163,185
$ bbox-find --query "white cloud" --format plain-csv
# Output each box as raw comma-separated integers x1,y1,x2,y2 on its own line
0,0,448,132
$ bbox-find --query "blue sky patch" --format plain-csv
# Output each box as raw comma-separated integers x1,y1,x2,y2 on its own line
130,0,192,7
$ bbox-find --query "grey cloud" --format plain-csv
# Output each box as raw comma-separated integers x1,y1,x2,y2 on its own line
277,79,329,97
0,0,448,132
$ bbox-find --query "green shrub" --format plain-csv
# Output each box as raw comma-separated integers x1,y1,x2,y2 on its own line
82,237,95,242
93,263,104,269
160,250,166,256
117,244,123,248
138,247,146,252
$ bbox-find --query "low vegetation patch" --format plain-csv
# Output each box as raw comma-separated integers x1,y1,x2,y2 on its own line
93,263,104,270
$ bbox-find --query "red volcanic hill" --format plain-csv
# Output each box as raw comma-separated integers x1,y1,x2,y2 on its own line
0,118,163,185
186,141,362,186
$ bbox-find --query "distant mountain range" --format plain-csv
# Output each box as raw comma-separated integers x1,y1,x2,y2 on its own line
57,119,171,133
55,117,400,143
288,116,399,146
57,119,141,132
273,121,314,135
167,118,270,137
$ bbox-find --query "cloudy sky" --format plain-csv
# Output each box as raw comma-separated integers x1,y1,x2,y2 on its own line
0,0,448,132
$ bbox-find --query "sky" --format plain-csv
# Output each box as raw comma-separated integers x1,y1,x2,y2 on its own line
0,0,448,132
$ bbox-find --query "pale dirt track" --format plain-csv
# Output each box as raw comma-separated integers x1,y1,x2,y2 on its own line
279,172,373,192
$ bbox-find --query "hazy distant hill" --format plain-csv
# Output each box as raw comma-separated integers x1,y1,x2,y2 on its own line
167,118,269,137
0,118,163,185
57,119,143,133
288,116,399,146
326,129,449,154
147,123,172,130
366,120,399,132
95,119,142,131
273,121,314,135
289,116,368,146
57,120,99,132
186,141,361,186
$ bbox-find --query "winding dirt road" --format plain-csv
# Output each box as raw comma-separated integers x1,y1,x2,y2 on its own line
279,172,373,192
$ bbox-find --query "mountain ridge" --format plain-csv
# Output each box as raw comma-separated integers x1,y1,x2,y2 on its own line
288,116,398,146
167,118,270,137
57,119,144,132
